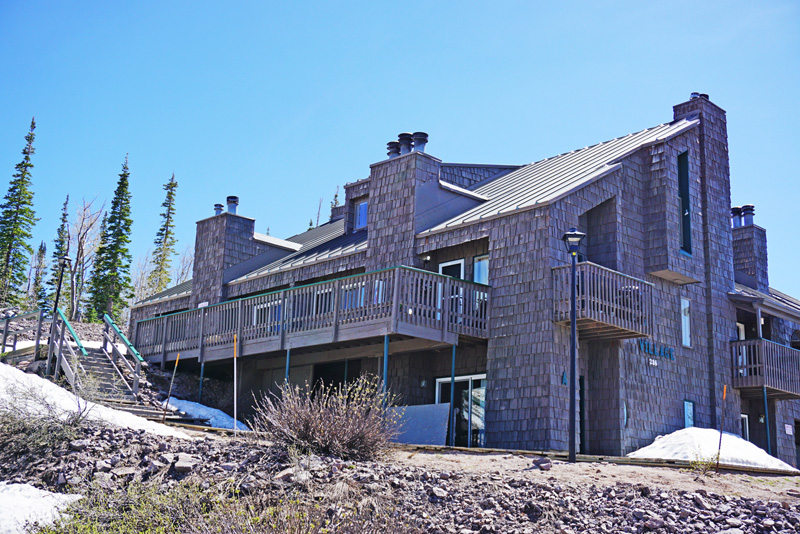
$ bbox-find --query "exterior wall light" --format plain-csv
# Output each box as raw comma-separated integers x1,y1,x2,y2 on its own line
561,227,585,463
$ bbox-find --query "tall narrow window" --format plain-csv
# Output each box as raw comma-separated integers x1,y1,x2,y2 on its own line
681,297,691,347
473,255,489,285
678,151,691,254
355,200,368,230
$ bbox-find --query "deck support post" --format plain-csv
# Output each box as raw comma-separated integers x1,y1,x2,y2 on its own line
382,335,389,395
198,362,205,402
449,344,456,447
285,348,291,383
763,385,771,456
343,359,348,385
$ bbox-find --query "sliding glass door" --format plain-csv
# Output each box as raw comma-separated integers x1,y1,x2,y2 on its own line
436,374,486,448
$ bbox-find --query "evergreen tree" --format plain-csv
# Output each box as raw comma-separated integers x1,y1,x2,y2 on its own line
48,195,71,311
30,241,47,309
146,174,178,294
0,118,39,306
89,157,133,321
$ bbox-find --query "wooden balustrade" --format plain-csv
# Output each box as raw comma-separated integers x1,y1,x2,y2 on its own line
552,262,653,339
731,339,800,398
135,266,490,360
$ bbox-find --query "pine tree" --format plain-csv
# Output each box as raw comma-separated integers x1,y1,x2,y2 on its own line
0,118,39,306
146,174,178,294
30,241,47,309
48,195,71,312
89,156,133,321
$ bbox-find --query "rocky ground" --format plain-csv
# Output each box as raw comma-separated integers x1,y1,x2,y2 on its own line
2,421,800,533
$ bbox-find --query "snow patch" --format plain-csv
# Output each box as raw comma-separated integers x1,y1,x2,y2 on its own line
0,482,81,534
163,397,250,431
0,362,189,439
627,427,799,473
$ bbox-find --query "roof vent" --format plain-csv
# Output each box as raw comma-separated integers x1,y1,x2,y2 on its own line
730,206,742,228
387,141,401,159
214,203,224,216
412,132,428,153
398,133,413,155
226,196,239,215
742,204,755,226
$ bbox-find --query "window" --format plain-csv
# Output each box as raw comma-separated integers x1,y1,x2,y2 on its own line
355,200,368,229
473,255,489,285
741,414,750,441
683,400,695,428
681,297,691,347
678,151,691,254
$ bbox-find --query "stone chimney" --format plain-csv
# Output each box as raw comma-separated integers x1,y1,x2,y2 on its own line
732,204,769,292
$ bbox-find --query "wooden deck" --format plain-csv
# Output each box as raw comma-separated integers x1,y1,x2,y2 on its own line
731,339,800,399
553,262,653,340
135,266,490,364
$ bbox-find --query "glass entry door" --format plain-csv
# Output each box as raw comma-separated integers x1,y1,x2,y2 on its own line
436,374,486,448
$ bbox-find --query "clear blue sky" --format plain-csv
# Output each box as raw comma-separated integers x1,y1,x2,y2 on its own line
1,2,798,296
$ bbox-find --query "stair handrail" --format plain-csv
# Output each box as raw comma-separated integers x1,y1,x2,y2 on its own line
50,308,87,390
102,314,143,362
56,308,88,357
102,313,143,394
1,309,47,355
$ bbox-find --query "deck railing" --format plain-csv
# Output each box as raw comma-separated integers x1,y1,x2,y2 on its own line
553,261,653,338
731,339,800,397
135,266,490,358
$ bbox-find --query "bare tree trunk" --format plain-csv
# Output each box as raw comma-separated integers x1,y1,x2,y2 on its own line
68,198,104,320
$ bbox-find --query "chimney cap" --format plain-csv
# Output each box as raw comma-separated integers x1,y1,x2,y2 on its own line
226,195,239,204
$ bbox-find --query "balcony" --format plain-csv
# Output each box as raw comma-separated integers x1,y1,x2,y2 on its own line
135,266,490,364
731,339,800,399
553,262,654,340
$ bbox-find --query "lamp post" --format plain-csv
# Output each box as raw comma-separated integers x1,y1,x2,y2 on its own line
52,256,70,317
562,227,585,463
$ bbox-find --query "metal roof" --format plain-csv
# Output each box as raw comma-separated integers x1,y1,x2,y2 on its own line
229,219,368,283
133,279,193,307
419,116,700,235
733,283,800,318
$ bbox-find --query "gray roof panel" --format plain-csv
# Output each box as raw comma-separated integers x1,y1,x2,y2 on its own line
419,116,700,234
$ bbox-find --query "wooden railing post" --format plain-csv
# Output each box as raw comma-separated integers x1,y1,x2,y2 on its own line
391,268,401,332
198,310,206,363
55,321,67,380
237,299,244,357
1,317,9,353
280,291,287,350
33,309,44,362
160,316,169,370
441,276,451,339
332,279,341,342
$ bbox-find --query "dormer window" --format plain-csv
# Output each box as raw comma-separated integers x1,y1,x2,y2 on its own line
355,200,368,230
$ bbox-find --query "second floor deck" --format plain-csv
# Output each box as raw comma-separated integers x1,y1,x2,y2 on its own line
731,339,800,399
135,266,490,363
553,262,654,340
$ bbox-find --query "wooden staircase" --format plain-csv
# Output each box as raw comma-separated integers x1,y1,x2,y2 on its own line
19,308,206,425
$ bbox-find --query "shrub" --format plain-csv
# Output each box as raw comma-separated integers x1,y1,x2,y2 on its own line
35,481,423,534
251,375,402,461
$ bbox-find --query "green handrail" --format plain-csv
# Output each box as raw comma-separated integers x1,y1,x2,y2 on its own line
56,307,88,357
103,313,144,362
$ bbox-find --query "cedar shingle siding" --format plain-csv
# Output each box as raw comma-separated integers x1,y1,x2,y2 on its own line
130,96,800,465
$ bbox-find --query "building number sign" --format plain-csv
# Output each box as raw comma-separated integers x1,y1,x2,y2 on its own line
636,339,675,367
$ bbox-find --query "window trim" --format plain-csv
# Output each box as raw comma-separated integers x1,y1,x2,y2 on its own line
354,199,368,230
678,151,692,254
681,297,691,348
438,258,465,279
472,254,489,285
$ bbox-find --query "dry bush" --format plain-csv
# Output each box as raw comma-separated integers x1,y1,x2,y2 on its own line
35,481,423,534
251,375,402,461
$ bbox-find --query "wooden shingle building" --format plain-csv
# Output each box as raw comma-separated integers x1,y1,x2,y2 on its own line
130,94,800,465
